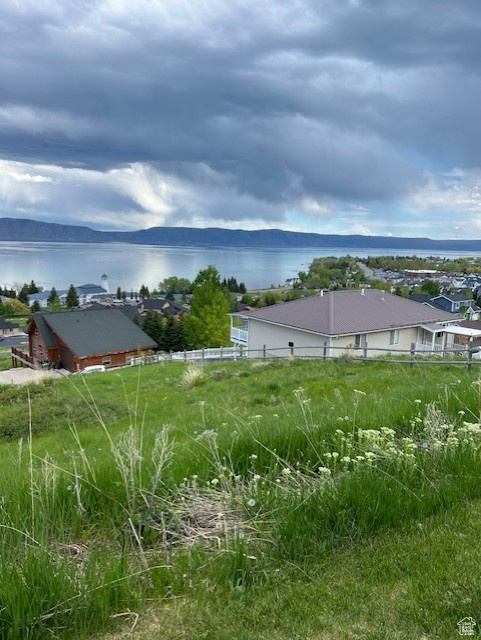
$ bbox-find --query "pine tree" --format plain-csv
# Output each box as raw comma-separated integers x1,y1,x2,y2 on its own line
18,284,29,304
161,316,178,352
66,284,79,309
139,284,150,300
28,280,40,294
48,287,58,305
142,311,164,346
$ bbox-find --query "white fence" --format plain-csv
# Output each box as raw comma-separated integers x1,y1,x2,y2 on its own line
129,346,242,366
128,341,481,370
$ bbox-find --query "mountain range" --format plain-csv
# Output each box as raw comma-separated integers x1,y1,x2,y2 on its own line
1,217,481,251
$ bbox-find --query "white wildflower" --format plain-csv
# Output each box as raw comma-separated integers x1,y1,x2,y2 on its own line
318,467,331,477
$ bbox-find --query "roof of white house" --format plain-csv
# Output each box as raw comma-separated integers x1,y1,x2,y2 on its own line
236,289,458,336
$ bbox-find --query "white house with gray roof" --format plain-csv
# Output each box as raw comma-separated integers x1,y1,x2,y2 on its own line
231,289,461,358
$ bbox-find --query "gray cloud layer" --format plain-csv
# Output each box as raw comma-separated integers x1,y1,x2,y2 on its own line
0,0,480,235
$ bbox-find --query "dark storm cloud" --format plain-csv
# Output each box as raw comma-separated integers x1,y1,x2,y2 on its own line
0,0,480,231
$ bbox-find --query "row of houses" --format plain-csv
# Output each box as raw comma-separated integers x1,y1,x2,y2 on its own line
28,283,110,307
12,288,481,374
371,267,481,293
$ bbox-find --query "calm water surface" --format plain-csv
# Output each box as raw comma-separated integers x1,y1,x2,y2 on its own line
0,241,478,292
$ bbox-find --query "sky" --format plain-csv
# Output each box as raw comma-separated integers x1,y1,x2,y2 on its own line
1,0,481,239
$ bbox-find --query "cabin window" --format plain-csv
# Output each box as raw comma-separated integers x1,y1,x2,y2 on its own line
102,357,111,366
389,329,400,345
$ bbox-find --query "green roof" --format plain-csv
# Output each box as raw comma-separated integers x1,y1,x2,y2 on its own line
37,309,156,357
29,313,58,348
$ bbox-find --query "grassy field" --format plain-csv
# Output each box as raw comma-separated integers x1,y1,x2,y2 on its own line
0,347,12,371
1,358,481,638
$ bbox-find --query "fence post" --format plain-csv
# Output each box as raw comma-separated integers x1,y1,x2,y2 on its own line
170,350,173,361
220,346,223,360
240,345,243,359
290,344,294,357
323,343,327,360
363,341,368,361
410,343,415,368
202,348,205,360
263,344,266,359
467,338,473,372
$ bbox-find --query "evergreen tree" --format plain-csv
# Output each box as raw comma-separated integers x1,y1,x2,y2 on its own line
48,287,59,305
161,316,178,352
184,265,231,348
142,311,164,346
66,284,79,309
175,315,188,351
31,300,41,313
18,284,29,304
116,286,122,300
139,284,150,300
28,280,40,294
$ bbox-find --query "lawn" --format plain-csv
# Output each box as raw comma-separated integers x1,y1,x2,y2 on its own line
1,358,481,638
0,347,12,371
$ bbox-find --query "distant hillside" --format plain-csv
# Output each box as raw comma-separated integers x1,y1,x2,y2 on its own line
0,218,105,242
1,217,481,251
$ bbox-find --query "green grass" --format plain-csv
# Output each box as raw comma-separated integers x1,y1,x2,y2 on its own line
1,358,481,638
0,346,14,371
115,499,481,640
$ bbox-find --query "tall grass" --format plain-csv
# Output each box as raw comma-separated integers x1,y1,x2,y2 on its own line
0,359,481,637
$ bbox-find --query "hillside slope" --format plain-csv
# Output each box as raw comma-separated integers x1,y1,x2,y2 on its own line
2,216,481,249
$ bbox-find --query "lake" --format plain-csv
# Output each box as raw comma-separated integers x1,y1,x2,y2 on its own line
0,241,479,293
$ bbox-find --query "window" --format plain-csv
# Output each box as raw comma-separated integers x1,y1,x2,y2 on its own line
389,329,400,345
355,334,367,349
102,357,111,366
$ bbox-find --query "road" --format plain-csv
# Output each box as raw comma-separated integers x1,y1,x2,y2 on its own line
356,261,374,279
0,334,27,348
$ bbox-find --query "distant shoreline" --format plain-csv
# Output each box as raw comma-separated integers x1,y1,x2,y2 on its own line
1,217,481,252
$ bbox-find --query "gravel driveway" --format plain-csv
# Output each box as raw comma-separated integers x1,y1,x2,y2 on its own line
0,368,69,385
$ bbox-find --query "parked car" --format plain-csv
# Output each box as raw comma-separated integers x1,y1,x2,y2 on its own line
78,365,107,375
